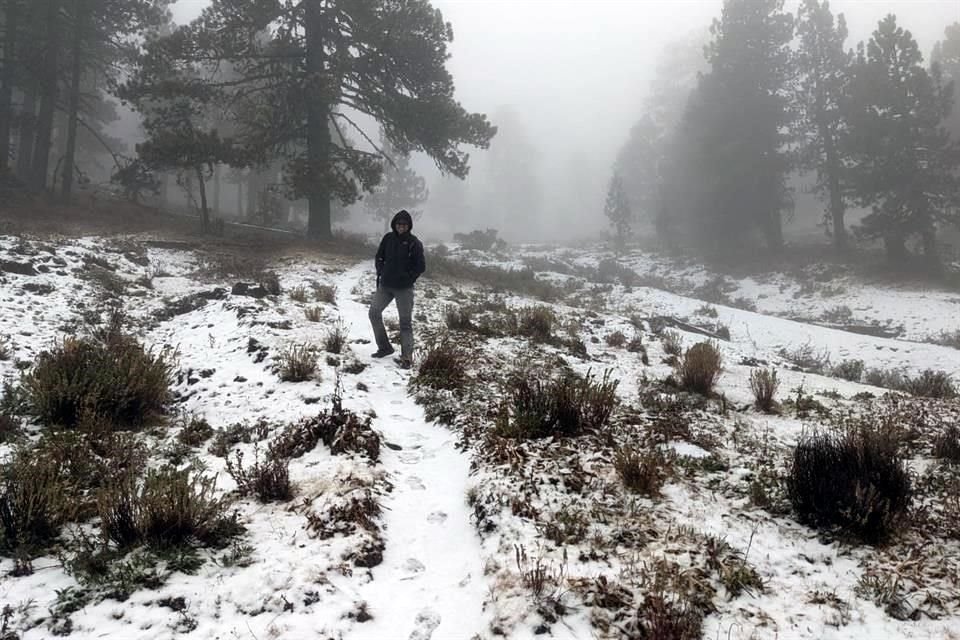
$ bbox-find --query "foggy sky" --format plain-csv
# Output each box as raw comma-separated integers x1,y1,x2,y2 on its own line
168,0,959,238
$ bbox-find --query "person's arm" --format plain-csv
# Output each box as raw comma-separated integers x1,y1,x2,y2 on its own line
413,239,426,279
375,236,387,276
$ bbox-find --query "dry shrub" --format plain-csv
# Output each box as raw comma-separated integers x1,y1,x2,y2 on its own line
225,446,293,503
98,466,239,550
932,425,960,462
606,331,627,348
312,284,337,304
614,446,671,496
779,342,831,374
415,338,468,390
0,447,72,553
277,343,318,382
864,367,906,390
832,359,865,383
749,368,779,413
675,341,723,395
496,369,619,440
23,333,174,429
273,408,380,462
660,330,683,357
903,370,956,399
289,285,309,303
323,324,347,355
176,415,214,447
787,427,912,544
517,306,555,342
304,306,323,322
444,306,474,331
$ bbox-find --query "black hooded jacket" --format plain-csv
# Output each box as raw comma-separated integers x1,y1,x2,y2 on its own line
375,210,426,289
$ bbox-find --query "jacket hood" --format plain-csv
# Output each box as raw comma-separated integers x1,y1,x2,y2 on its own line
391,210,414,233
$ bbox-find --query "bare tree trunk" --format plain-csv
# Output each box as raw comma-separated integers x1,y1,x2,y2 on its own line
246,169,259,221
821,124,847,255
0,0,20,174
31,0,60,192
60,0,82,202
305,0,332,240
236,177,243,218
212,163,220,215
196,165,209,233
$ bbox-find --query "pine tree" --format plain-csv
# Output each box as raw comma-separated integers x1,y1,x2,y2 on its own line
125,0,495,240
660,0,794,254
364,131,428,232
845,15,959,270
794,0,853,254
931,23,960,143
604,173,631,251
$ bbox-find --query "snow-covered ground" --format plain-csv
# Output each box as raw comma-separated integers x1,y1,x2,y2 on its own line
0,233,958,640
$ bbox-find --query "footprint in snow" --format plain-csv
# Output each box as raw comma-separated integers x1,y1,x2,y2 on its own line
402,557,426,576
399,451,421,465
426,511,447,524
405,476,426,490
409,609,441,640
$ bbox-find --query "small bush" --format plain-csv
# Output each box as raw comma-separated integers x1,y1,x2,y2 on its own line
496,370,619,440
323,324,347,355
614,446,671,496
272,408,380,462
260,272,281,296
23,334,174,429
786,427,912,544
660,330,683,357
0,448,72,553
304,306,323,322
779,342,831,374
415,338,468,390
444,306,474,331
277,343,318,382
929,329,960,350
453,228,505,251
749,368,779,413
605,331,627,348
932,426,960,462
517,306,554,343
903,370,956,399
832,359,865,383
98,466,238,550
675,341,723,395
313,284,337,304
176,415,214,447
864,367,905,390
289,286,309,303
225,446,293,503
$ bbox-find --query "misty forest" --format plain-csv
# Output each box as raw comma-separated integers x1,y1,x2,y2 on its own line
1,0,960,638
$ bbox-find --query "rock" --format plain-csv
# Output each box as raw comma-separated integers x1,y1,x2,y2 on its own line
0,260,36,276
232,282,268,298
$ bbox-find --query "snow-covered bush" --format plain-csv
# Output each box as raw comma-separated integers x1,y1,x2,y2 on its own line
675,341,723,395
749,368,779,413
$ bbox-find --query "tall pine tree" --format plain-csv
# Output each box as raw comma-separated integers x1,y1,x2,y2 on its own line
845,15,959,270
125,0,495,240
604,173,631,252
794,0,853,254
364,131,428,232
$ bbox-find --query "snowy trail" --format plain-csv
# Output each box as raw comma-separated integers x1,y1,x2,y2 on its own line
336,263,488,640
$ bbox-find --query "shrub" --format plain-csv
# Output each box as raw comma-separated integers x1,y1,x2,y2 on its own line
272,408,380,462
675,341,723,395
444,306,474,331
22,334,174,429
786,427,912,544
323,324,348,355
496,370,619,439
614,446,671,496
98,466,238,550
749,368,779,413
176,416,215,447
313,284,337,304
453,228,505,251
932,426,960,462
864,367,905,390
660,330,683,357
903,370,956,399
225,446,293,503
517,306,554,343
415,338,468,390
779,342,831,374
304,306,323,322
832,359,865,383
605,331,627,348
0,447,72,553
277,343,318,382
289,286,309,303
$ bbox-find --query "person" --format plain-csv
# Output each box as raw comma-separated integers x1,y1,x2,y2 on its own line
369,210,426,368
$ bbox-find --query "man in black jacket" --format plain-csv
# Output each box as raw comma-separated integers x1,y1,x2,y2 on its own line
369,210,426,368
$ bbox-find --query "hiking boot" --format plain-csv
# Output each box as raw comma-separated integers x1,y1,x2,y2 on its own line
396,357,413,370
372,347,395,358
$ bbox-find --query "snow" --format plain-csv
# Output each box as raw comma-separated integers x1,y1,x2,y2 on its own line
1,233,959,640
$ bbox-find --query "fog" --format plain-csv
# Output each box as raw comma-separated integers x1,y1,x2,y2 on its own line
164,0,957,242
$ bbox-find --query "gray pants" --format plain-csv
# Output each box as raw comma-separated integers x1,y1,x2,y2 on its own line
369,286,414,358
